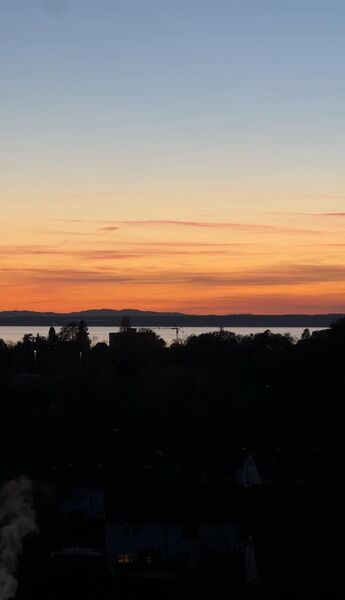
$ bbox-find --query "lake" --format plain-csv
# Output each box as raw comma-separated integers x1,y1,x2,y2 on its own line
0,326,325,346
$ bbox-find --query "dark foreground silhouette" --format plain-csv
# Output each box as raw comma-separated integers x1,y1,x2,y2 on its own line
1,318,345,598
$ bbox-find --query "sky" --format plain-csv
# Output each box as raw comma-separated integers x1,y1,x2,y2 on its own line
1,0,345,314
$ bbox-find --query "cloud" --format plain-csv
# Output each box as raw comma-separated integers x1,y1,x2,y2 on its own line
268,211,345,218
318,243,345,247
318,213,345,217
76,249,241,260
185,264,345,287
2,263,345,289
53,217,323,235
180,293,345,315
77,240,256,248
0,246,66,256
0,245,249,261
102,220,323,236
41,230,97,236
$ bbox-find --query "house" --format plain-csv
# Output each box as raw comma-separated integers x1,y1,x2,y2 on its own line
106,521,238,576
105,482,240,578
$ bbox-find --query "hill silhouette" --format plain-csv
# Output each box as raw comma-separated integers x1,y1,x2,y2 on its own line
0,309,343,327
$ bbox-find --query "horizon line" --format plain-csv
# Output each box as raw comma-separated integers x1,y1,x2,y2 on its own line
1,308,344,317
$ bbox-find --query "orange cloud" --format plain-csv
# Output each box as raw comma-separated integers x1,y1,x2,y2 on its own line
1,209,344,313
103,220,323,236
2,263,344,287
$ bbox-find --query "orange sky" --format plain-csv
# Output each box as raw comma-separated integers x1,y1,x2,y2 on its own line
1,200,345,313
1,2,345,314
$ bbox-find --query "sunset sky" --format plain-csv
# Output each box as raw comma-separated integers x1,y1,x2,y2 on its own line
1,0,345,313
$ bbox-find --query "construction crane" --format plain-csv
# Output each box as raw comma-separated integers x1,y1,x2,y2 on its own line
171,327,184,342
145,324,185,344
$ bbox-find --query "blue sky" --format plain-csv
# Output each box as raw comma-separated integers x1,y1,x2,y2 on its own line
2,0,345,189
1,1,345,312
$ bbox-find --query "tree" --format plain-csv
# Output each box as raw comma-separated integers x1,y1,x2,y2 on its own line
58,322,79,343
35,333,46,344
120,316,131,332
77,320,91,349
22,333,35,345
330,317,345,338
301,328,311,342
57,320,91,348
48,326,58,343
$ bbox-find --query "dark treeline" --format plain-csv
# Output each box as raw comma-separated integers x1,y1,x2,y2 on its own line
1,318,345,597
0,317,345,450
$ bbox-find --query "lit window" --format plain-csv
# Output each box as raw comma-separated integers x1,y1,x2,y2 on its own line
117,554,134,564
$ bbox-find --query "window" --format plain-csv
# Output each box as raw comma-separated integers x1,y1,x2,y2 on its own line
117,554,134,565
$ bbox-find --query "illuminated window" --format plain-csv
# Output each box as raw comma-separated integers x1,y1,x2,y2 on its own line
117,554,134,564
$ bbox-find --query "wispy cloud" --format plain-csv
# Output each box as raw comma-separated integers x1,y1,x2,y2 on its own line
268,211,345,218
77,240,257,248
317,213,345,217
99,220,323,236
41,230,97,236
2,263,345,288
54,217,324,235
0,245,66,256
0,245,249,261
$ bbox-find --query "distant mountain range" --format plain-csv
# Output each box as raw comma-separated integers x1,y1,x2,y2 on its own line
0,309,343,328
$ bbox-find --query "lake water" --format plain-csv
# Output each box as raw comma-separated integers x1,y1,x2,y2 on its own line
0,326,325,346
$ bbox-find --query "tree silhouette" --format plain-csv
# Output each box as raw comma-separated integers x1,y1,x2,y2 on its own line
58,322,79,343
120,316,131,332
48,326,58,344
22,333,35,345
77,320,91,349
301,328,311,342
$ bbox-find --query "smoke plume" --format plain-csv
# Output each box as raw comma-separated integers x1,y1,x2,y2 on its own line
0,477,37,600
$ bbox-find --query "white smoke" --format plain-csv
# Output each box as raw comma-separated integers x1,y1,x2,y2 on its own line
0,477,37,600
